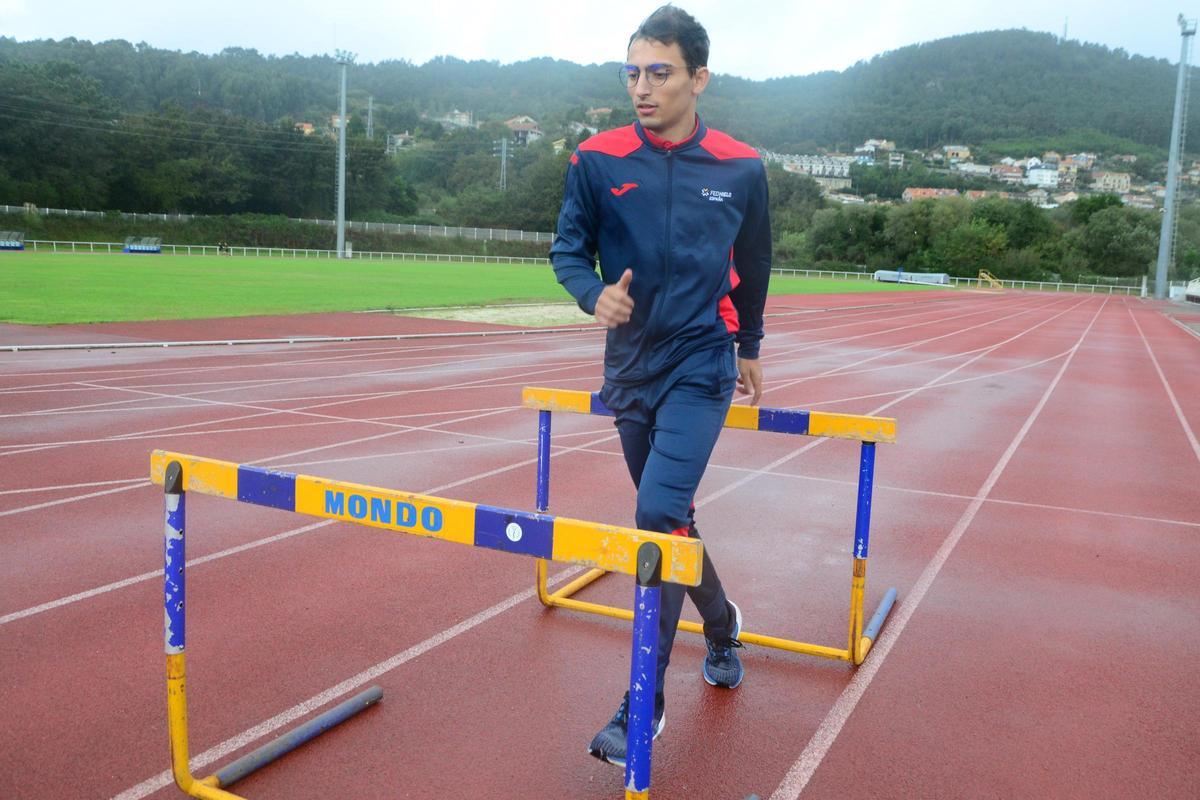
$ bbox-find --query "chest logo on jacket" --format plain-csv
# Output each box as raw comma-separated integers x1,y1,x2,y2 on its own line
610,183,639,196
701,187,733,202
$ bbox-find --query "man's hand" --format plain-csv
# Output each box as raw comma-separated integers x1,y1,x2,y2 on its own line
594,269,634,328
736,357,763,405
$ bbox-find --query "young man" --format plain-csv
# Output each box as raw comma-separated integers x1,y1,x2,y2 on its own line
550,5,772,767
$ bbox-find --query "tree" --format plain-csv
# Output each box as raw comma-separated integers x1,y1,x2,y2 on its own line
1070,205,1158,277
765,166,823,234
928,220,1007,277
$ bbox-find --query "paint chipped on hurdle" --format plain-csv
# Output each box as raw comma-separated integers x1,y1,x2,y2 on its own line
522,387,899,666
152,450,701,800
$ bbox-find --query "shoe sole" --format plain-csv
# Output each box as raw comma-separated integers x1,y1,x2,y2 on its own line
703,665,743,689
588,712,666,768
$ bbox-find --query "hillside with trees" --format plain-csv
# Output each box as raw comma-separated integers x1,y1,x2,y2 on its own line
0,29,1196,280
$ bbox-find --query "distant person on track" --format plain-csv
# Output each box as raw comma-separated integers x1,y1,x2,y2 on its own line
549,4,772,768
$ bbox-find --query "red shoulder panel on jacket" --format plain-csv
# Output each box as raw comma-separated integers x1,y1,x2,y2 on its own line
579,126,643,158
699,129,759,160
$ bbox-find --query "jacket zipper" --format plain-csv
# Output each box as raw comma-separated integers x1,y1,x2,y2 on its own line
654,149,675,340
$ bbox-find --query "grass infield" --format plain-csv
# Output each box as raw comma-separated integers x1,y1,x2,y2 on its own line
0,251,934,325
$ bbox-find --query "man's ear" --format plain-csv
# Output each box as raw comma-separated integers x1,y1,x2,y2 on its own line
692,65,710,97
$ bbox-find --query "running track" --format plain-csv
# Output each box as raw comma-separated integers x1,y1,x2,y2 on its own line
1,291,1197,799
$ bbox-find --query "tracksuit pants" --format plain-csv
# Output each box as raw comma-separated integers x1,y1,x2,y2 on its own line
600,343,740,693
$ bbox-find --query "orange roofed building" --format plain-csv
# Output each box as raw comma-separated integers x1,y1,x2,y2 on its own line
902,187,960,202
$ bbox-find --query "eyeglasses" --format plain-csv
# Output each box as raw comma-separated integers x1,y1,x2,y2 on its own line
620,63,689,88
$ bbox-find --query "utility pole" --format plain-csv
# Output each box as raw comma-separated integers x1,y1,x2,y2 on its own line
335,50,355,260
1155,15,1196,299
493,138,510,191
367,95,374,140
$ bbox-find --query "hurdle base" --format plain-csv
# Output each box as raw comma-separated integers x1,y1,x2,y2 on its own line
854,587,898,665
175,687,383,799
541,566,898,664
214,687,383,792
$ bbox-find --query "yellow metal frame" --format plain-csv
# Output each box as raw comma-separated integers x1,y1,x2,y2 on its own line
525,387,897,667
167,654,245,799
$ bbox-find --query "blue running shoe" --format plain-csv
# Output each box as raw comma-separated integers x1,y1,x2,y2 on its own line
587,691,665,768
703,600,744,688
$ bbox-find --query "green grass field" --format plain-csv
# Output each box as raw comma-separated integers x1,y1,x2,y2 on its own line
0,251,935,325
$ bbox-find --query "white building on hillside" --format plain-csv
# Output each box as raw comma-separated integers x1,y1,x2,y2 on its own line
1026,163,1060,189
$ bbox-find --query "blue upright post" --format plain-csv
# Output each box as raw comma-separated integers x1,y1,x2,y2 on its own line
164,461,186,655
626,542,663,796
853,442,876,559
536,409,552,513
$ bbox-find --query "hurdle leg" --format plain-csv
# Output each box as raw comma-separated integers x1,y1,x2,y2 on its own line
162,461,383,798
162,461,243,800
535,409,554,605
625,542,663,800
847,442,898,665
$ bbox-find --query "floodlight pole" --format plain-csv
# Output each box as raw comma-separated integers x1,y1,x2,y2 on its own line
1154,15,1196,299
335,51,355,260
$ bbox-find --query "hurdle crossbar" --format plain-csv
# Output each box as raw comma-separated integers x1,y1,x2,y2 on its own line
152,450,702,800
522,387,899,666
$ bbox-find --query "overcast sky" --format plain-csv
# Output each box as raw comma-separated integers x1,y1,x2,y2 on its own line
4,1,1194,80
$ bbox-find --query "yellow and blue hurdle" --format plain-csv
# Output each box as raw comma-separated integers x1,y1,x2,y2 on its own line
153,450,702,800
523,387,899,666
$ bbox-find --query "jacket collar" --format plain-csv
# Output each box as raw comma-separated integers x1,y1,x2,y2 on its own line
635,115,705,152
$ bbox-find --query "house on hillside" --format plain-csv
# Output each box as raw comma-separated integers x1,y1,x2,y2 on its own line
991,164,1024,184
1025,188,1051,205
1122,193,1156,210
294,122,315,136
585,107,612,124
385,131,414,155
1093,171,1132,193
434,109,475,129
1042,151,1062,164
1026,163,1060,189
505,115,544,146
953,162,991,178
888,152,905,169
1063,152,1097,170
902,187,960,202
943,144,971,163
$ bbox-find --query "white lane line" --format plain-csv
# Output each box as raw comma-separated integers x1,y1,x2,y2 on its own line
0,483,147,518
1128,305,1200,465
0,520,331,626
768,298,1108,800
0,477,145,496
0,331,600,391
560,443,1200,531
1167,314,1200,341
108,566,583,800
0,404,514,452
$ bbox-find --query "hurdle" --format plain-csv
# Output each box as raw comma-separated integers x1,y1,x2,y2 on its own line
151,450,701,800
523,387,899,666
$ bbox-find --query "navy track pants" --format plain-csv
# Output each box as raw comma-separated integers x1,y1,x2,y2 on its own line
600,343,740,692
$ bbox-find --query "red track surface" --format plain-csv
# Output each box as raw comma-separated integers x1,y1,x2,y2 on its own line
1,292,1197,800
